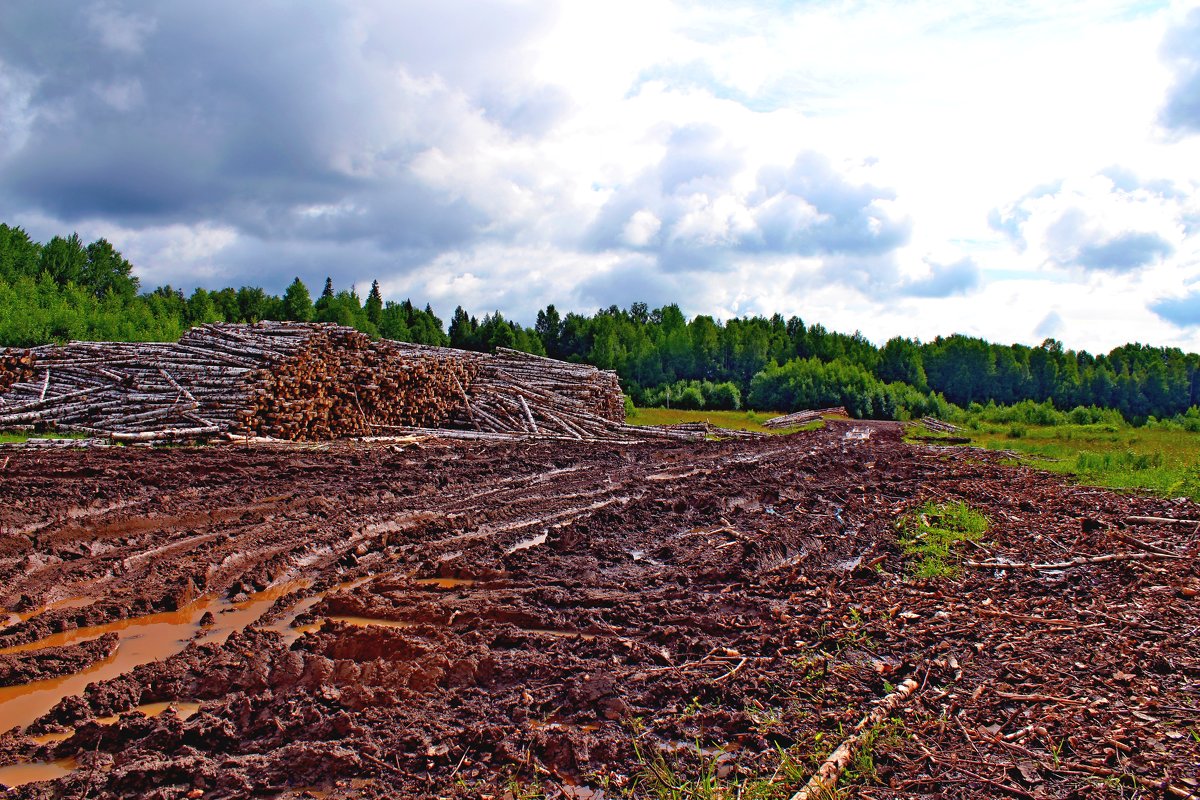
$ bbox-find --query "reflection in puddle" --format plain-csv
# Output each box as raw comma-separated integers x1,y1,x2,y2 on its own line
0,757,78,789
505,533,547,555
0,581,309,733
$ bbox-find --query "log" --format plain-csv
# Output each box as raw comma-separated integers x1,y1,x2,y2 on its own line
964,551,1182,570
789,678,919,800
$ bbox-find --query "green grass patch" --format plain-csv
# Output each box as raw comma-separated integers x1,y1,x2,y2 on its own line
629,740,811,800
625,407,817,434
898,500,988,580
966,422,1200,501
0,430,89,443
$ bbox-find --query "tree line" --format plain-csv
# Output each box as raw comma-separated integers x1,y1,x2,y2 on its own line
3,222,1199,423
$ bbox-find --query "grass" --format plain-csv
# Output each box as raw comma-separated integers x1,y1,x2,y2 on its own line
625,407,819,434
629,740,812,800
898,500,989,580
0,430,88,443
949,421,1200,501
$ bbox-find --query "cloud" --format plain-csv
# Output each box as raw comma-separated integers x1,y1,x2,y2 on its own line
0,0,564,282
1151,290,1200,327
1035,310,1064,339
1160,7,1200,134
574,256,684,310
899,257,981,298
991,172,1184,274
1075,230,1174,271
587,126,910,277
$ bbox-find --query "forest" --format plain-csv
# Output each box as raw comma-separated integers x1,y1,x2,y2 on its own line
3,222,1199,424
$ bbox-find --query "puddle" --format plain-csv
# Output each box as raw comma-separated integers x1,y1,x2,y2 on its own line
321,616,415,631
0,581,309,733
414,577,477,589
833,555,863,572
2,597,96,630
524,628,597,641
27,701,202,746
529,719,602,733
94,700,201,726
259,575,376,645
0,757,78,789
505,532,547,555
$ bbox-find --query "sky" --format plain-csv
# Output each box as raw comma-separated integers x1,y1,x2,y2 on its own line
1,1,1199,354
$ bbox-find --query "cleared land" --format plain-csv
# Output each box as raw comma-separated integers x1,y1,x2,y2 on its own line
0,422,1197,798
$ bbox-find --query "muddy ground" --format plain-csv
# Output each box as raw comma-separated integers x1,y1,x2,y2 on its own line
0,423,1197,798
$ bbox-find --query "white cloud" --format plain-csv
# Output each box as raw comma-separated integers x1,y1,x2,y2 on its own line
1,0,1199,353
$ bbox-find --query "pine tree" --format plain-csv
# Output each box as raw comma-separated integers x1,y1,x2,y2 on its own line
365,280,383,325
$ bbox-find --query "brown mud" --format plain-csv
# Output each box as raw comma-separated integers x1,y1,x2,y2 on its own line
0,423,1197,798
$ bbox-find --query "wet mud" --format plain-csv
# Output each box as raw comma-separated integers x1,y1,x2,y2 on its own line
0,424,1197,798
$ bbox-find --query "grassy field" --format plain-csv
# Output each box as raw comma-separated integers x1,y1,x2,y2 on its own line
625,407,812,434
924,421,1200,502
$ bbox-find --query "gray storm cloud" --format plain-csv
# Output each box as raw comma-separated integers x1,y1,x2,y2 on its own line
0,0,563,290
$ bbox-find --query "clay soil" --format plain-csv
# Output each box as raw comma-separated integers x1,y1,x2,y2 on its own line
0,423,1197,799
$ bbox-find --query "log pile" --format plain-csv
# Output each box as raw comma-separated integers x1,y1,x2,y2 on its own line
919,416,962,433
762,407,848,429
0,323,651,443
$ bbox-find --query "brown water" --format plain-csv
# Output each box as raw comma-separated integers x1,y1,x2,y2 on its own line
1,596,97,630
0,758,78,789
259,575,376,646
414,577,477,589
0,581,309,733
27,701,203,746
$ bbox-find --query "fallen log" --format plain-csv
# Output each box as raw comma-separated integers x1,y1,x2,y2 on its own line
1126,515,1200,526
965,551,1182,571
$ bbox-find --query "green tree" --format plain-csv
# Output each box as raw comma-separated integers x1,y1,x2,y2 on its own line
282,277,314,321
39,233,87,287
365,280,384,326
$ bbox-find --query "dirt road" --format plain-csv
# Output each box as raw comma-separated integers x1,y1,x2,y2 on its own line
1,424,1197,798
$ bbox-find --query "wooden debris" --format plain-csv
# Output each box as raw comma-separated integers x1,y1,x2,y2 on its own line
762,407,847,429
0,324,737,444
789,678,919,800
965,551,1182,571
1126,515,1200,527
919,416,962,433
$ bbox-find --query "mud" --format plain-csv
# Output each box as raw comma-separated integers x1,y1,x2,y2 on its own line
0,424,1197,798
0,633,118,688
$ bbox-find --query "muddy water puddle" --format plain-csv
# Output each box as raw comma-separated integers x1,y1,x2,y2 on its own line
2,596,96,630
27,701,203,746
259,575,377,645
414,577,477,589
0,581,310,733
0,757,78,789
505,532,547,555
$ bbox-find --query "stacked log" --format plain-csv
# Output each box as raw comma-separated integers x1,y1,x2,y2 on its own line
0,323,660,443
0,323,475,441
919,416,962,433
762,407,848,429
